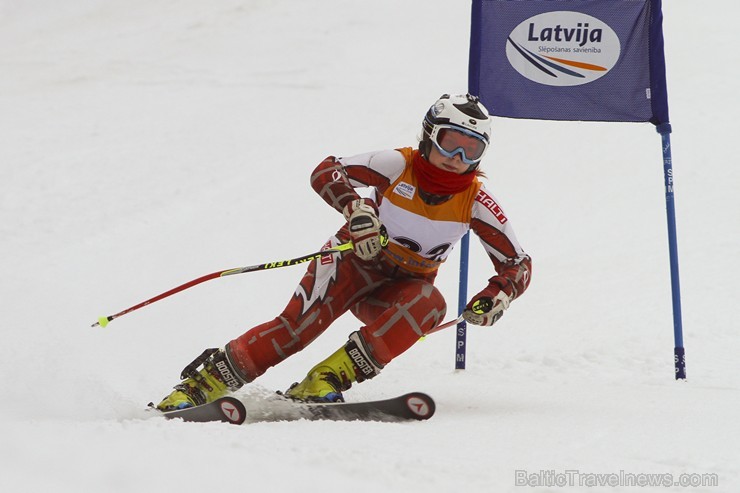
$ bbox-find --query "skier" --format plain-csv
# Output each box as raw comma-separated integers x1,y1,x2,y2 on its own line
156,93,532,410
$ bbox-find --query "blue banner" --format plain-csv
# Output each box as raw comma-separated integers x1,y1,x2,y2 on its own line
469,0,669,124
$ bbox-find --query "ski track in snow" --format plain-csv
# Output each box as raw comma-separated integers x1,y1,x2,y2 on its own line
1,1,738,492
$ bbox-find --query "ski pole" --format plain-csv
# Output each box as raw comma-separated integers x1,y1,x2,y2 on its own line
92,242,353,328
426,315,464,336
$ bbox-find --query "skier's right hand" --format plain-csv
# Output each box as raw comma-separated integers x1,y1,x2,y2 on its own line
343,198,385,261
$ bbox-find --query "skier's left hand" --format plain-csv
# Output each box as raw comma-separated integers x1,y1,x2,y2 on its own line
463,286,512,326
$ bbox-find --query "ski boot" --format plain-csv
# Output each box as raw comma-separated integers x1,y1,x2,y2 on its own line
284,332,383,403
155,348,246,411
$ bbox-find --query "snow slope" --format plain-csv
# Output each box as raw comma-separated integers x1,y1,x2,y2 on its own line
1,1,738,492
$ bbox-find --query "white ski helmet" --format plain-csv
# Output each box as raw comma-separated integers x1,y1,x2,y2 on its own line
421,93,492,169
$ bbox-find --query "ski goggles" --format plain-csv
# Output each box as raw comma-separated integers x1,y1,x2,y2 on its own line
429,125,488,166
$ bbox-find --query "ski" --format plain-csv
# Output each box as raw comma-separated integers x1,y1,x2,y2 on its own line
298,392,435,422
160,396,247,425
158,392,435,425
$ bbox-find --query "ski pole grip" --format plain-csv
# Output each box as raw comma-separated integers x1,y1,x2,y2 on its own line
471,297,493,315
379,225,389,248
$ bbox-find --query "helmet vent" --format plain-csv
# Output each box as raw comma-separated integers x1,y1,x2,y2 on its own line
453,100,488,120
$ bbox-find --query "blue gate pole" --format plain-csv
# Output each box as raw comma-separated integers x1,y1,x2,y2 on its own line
657,122,686,380
456,231,470,369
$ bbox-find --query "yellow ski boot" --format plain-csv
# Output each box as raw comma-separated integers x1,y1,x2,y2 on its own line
285,332,383,403
155,348,246,411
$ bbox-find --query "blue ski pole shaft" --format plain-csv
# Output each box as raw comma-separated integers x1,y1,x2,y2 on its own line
657,123,686,380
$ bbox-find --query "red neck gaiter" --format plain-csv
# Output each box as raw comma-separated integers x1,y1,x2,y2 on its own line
412,150,476,195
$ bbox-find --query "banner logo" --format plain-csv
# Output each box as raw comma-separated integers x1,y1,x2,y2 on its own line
506,11,620,86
